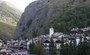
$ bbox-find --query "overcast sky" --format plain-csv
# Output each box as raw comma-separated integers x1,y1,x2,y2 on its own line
3,0,36,12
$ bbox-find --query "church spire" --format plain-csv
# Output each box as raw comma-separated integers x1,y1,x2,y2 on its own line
49,26,54,38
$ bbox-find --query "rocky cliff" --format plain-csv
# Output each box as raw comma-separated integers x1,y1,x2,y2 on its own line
14,0,90,39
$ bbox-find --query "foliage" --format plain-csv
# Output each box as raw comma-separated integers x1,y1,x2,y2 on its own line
35,2,90,37
49,38,57,55
28,41,35,54
60,43,69,55
77,37,90,55
60,36,90,55
51,5,90,33
77,42,90,55
29,42,45,55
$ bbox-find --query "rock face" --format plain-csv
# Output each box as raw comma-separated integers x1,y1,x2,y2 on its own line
14,0,59,39
13,0,88,39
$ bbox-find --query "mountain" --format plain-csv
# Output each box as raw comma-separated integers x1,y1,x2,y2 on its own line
14,0,90,39
0,1,22,42
0,1,21,26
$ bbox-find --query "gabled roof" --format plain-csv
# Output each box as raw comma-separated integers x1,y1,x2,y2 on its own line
82,27,90,32
44,40,50,43
70,28,83,33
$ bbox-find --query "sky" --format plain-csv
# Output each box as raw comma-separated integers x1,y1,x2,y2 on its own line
3,0,37,12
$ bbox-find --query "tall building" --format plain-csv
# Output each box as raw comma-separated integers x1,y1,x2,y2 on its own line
49,28,54,38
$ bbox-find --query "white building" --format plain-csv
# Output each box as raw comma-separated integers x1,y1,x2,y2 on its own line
49,28,54,38
0,40,3,47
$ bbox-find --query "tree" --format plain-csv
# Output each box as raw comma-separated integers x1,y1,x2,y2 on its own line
34,42,45,55
28,41,35,54
68,39,77,55
60,37,67,55
49,38,57,55
77,36,90,55
60,43,69,55
77,42,90,55
29,42,45,55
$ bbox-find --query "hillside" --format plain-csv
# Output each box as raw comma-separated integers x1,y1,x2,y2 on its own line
14,0,90,39
52,4,90,33
0,22,15,42
0,1,21,26
0,1,22,41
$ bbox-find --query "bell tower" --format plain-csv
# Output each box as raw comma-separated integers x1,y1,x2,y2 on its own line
49,27,54,38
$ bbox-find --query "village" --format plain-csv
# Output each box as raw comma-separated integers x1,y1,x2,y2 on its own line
0,27,90,55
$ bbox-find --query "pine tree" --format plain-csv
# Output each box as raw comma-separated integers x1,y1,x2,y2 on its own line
68,39,77,55
28,41,35,54
34,42,45,55
60,37,66,55
49,38,57,55
29,42,45,55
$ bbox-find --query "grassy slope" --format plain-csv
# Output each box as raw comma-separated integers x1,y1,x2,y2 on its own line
0,1,21,41
0,22,15,42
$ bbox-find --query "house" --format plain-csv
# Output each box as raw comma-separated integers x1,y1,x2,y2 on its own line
39,35,50,42
43,40,50,50
70,28,83,34
0,40,4,47
82,27,90,32
6,39,29,55
56,40,62,49
70,28,84,38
